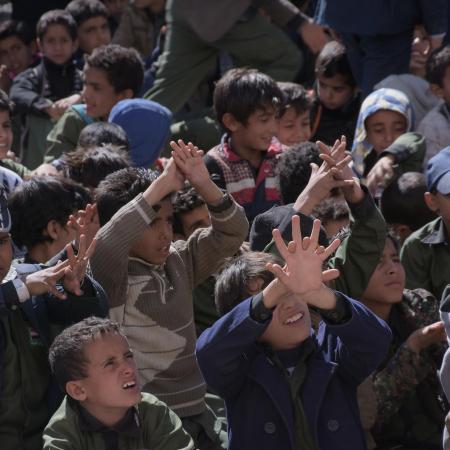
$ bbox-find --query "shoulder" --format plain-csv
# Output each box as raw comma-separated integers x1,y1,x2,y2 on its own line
403,218,440,247
137,392,178,425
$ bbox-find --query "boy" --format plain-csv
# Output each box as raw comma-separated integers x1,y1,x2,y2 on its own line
196,216,392,450
418,45,450,162
277,81,312,147
204,68,284,224
90,140,248,448
310,41,361,147
66,0,111,67
0,188,108,450
401,146,450,300
44,316,194,449
45,43,144,161
10,9,83,169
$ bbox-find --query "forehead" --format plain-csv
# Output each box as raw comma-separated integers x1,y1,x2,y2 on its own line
0,109,10,121
0,35,26,50
318,74,351,88
84,332,129,362
280,107,308,121
79,15,108,30
42,23,72,39
83,65,110,84
366,109,406,127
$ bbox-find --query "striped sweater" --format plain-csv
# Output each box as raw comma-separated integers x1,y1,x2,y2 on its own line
91,193,248,417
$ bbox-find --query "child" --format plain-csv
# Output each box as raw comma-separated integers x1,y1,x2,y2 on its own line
89,140,248,448
196,216,392,450
401,146,450,300
44,316,194,449
10,9,83,169
312,197,350,239
276,81,312,147
310,41,361,147
66,0,111,67
45,44,144,161
418,45,450,162
204,68,284,224
8,176,91,263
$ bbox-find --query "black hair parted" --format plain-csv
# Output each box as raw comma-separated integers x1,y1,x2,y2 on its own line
213,67,282,128
0,20,34,45
426,45,450,87
66,0,109,26
8,176,91,249
77,122,130,150
95,166,159,225
85,44,144,97
49,316,123,393
277,81,312,116
36,9,78,41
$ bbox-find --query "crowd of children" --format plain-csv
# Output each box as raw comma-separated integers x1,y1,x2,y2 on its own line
1,1,450,450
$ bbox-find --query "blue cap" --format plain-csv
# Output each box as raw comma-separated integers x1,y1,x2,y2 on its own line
426,146,450,194
109,99,172,168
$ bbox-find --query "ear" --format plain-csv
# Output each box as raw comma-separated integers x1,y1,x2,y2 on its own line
222,113,242,133
46,220,62,241
424,191,439,212
430,83,444,99
66,380,87,401
118,88,134,100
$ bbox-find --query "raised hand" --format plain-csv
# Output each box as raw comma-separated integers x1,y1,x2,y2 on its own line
366,155,395,195
25,259,70,300
406,321,447,354
67,203,100,251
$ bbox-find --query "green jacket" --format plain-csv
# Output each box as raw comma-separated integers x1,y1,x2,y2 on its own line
43,393,195,450
400,217,450,300
0,159,31,179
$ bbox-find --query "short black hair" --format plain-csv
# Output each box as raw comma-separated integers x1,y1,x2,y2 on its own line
95,167,159,225
36,9,78,41
315,41,356,87
277,81,312,116
63,144,131,189
426,45,450,87
0,89,14,114
276,142,322,204
213,67,282,128
312,198,349,226
49,316,122,393
77,122,130,151
380,172,436,231
215,252,282,316
66,0,109,26
0,20,34,45
8,177,91,250
85,44,144,97
172,185,205,236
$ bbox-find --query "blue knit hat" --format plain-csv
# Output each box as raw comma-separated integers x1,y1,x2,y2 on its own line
109,99,172,168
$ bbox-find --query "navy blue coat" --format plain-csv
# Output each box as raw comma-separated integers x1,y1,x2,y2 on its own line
196,295,392,450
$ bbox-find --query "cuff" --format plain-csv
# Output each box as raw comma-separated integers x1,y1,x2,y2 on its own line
316,292,352,324
380,143,410,163
207,193,233,214
347,185,375,219
250,292,273,323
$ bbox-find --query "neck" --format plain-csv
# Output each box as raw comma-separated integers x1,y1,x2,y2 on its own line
28,242,55,264
361,299,392,321
81,402,129,428
229,136,263,168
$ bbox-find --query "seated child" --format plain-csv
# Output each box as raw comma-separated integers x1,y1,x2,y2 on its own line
204,67,284,224
10,9,83,169
90,140,248,448
310,40,361,148
351,87,425,194
401,147,450,299
276,81,312,147
418,45,450,162
44,316,194,450
45,43,144,161
380,172,436,244
196,216,392,450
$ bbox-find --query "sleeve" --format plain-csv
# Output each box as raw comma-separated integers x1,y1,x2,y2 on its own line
0,280,21,314
0,159,31,179
419,0,448,36
43,416,78,449
254,0,308,28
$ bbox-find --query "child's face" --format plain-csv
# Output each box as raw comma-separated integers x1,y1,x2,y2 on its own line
0,110,13,158
277,108,311,147
179,204,210,238
260,294,312,350
130,198,174,265
77,16,111,54
0,35,34,76
103,0,128,19
365,110,407,154
75,332,141,423
0,233,12,281
317,74,355,110
361,238,405,309
83,65,129,119
39,24,77,66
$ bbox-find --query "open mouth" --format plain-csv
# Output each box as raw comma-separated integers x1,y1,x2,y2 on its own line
283,311,304,325
122,381,136,390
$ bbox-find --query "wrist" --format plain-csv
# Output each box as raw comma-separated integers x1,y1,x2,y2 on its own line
293,191,318,215
299,285,337,309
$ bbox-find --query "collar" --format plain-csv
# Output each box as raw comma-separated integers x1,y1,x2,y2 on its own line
421,218,448,245
221,134,282,162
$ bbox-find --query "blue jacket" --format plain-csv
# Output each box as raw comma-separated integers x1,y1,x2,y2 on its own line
315,0,447,36
196,294,392,450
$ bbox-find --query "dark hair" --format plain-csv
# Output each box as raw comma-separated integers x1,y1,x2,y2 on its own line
277,81,312,116
215,252,282,316
77,122,130,151
312,198,349,226
49,316,122,393
95,166,159,225
66,0,109,26
0,89,14,114
426,45,450,87
276,142,322,204
213,67,282,128
36,9,78,41
172,185,205,236
85,44,144,96
8,177,91,249
380,172,436,231
0,20,34,45
315,41,356,87
63,144,131,189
